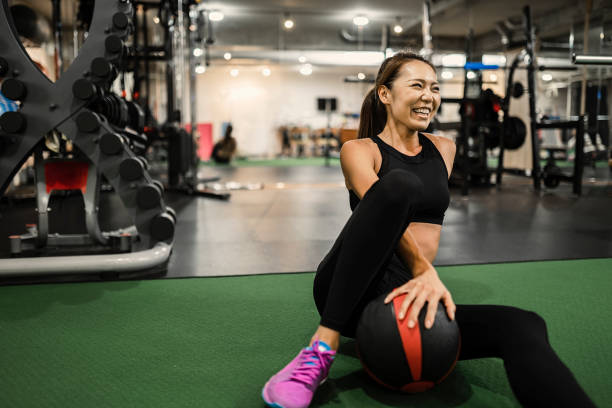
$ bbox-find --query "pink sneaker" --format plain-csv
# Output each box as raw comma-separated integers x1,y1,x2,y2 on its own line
262,340,336,408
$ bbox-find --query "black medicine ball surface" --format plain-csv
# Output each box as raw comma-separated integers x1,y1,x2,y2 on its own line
356,293,460,393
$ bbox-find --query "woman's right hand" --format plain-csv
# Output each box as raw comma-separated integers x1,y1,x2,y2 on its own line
383,266,455,330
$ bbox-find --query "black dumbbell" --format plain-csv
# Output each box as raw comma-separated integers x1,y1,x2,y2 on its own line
0,111,26,133
73,78,98,100
1,78,27,101
137,183,162,209
105,35,124,54
150,212,175,241
119,157,145,181
75,111,101,133
100,132,124,155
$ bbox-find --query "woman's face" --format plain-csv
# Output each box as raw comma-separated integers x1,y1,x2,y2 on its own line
379,60,440,131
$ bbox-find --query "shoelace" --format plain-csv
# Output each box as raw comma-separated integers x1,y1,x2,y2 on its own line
289,347,332,387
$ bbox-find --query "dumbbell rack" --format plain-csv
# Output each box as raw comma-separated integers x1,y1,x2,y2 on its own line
0,0,175,277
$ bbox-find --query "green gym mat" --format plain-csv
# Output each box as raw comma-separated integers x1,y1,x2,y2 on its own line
0,258,610,408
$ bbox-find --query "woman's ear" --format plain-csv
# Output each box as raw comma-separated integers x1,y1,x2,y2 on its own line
378,85,391,105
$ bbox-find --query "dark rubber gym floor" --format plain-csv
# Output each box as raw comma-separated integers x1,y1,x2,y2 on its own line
0,163,611,279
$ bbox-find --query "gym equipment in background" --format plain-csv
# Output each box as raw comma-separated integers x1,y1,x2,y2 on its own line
0,0,175,278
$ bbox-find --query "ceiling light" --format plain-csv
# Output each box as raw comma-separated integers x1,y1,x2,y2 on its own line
195,65,206,74
209,10,224,22
542,73,553,81
262,67,271,76
283,13,295,30
224,52,232,61
466,71,476,79
489,73,497,81
153,16,160,24
299,64,312,76
441,70,453,80
298,56,307,63
353,15,369,26
193,48,203,57
357,72,365,80
393,17,403,34
230,68,239,77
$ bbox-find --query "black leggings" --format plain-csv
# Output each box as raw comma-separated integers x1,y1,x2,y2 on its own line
313,169,595,408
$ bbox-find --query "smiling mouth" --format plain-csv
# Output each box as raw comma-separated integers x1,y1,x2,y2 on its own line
412,107,431,117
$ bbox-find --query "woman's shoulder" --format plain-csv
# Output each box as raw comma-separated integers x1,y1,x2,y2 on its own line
421,132,456,156
341,137,378,156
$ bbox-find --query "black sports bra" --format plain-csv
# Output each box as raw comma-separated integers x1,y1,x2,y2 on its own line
349,133,450,225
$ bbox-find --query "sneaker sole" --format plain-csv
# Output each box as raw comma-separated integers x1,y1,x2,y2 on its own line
261,382,285,408
261,378,328,408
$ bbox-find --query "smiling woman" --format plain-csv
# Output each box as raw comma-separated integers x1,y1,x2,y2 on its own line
261,51,597,408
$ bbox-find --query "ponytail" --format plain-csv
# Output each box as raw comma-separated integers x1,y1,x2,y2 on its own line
357,87,386,139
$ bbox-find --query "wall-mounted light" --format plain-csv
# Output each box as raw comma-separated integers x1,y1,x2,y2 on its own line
224,52,232,61
209,10,224,22
230,68,239,77
357,72,365,80
193,48,203,57
466,71,476,79
489,73,498,82
542,73,553,81
298,56,307,63
299,64,312,76
441,71,453,80
353,15,369,26
153,16,160,24
195,64,206,74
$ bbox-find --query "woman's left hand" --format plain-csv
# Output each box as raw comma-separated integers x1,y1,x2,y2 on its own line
383,266,455,330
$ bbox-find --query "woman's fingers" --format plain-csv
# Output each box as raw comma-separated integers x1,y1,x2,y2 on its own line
405,288,430,328
384,282,416,304
424,295,440,329
441,290,456,320
397,283,421,320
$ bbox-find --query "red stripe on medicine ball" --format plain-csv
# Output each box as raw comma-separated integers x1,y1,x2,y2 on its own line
393,295,422,381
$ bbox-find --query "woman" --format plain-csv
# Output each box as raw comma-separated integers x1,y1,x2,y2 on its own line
262,52,594,408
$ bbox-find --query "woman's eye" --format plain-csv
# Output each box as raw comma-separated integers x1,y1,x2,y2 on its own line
432,87,440,92
412,83,423,88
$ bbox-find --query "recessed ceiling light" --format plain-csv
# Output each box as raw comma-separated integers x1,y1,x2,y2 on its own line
357,72,365,80
224,52,232,61
262,67,271,76
230,68,239,77
209,10,224,22
298,56,307,63
353,15,369,26
193,48,203,57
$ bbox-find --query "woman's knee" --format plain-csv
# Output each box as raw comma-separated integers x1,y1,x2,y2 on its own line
377,169,424,205
502,307,549,345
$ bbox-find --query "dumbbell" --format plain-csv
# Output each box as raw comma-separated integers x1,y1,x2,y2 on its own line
119,156,148,181
150,210,175,241
136,180,164,209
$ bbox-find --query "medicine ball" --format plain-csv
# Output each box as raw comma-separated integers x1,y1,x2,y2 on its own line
356,293,461,393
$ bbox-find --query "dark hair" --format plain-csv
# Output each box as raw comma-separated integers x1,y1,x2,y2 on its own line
357,51,436,139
